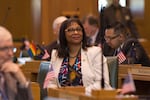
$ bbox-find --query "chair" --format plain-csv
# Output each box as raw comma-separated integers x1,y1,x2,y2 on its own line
37,61,50,100
106,56,118,88
21,60,41,81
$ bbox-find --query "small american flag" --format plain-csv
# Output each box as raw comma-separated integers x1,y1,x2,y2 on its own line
121,73,136,94
43,63,55,88
117,51,126,64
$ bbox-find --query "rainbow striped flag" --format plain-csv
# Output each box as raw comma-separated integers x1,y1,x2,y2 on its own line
28,43,37,57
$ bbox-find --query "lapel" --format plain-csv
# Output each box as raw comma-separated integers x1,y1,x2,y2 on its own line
51,48,94,86
51,55,63,78
81,49,92,76
52,49,92,76
81,49,86,74
52,49,91,78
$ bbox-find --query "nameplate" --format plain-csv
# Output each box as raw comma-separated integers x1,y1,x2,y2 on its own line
130,68,150,76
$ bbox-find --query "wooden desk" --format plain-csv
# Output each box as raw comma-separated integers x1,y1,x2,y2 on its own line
118,64,150,95
47,87,138,100
31,82,40,100
21,60,41,81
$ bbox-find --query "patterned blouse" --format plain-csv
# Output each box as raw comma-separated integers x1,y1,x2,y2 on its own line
58,53,83,86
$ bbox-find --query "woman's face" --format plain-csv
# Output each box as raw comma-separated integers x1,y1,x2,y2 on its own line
65,22,83,45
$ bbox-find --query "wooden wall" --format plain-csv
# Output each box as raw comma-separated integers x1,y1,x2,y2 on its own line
0,0,33,41
135,0,150,39
41,0,98,45
0,0,150,45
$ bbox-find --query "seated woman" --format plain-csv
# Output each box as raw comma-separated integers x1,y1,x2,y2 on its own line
20,38,30,57
43,18,112,94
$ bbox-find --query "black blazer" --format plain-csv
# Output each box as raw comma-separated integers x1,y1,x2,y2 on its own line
119,38,150,66
45,41,59,60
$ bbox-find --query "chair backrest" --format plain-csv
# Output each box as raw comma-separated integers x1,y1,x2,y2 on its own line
37,61,50,100
106,56,118,88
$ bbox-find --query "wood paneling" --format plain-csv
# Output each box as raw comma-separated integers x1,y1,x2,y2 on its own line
0,0,33,41
1,0,150,46
134,0,150,40
41,0,99,45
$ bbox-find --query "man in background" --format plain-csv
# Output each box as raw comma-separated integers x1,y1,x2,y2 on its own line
82,15,102,46
101,0,140,40
0,26,33,100
82,15,114,56
42,16,68,60
104,22,150,66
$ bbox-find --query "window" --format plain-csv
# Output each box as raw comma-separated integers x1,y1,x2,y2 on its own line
98,0,126,12
129,0,144,18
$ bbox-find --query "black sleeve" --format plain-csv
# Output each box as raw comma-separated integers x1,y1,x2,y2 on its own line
15,83,33,100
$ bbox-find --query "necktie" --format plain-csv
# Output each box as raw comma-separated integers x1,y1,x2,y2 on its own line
114,47,120,56
87,38,92,45
0,73,8,100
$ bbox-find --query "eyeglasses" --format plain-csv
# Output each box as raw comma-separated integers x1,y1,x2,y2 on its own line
0,46,16,53
104,34,120,41
65,27,82,33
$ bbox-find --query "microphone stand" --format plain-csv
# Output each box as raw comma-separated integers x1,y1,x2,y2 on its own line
1,7,11,25
100,5,105,89
93,38,118,99
101,43,105,89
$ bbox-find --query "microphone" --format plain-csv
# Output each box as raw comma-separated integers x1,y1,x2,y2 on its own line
1,7,11,25
36,44,45,54
100,6,105,43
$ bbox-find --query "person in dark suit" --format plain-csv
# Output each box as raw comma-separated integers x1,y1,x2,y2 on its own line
0,26,33,100
104,22,150,66
82,15,115,56
82,15,102,46
19,38,30,57
101,0,140,40
42,16,68,60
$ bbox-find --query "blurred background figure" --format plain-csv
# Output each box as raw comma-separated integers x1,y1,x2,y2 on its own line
82,15,102,46
20,38,31,57
19,38,37,64
42,16,68,60
82,14,115,56
101,0,140,41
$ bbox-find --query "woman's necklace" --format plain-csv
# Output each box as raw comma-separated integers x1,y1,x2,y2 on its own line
69,48,81,58
69,55,78,58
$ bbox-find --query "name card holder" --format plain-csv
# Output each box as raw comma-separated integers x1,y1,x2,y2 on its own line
130,67,150,76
